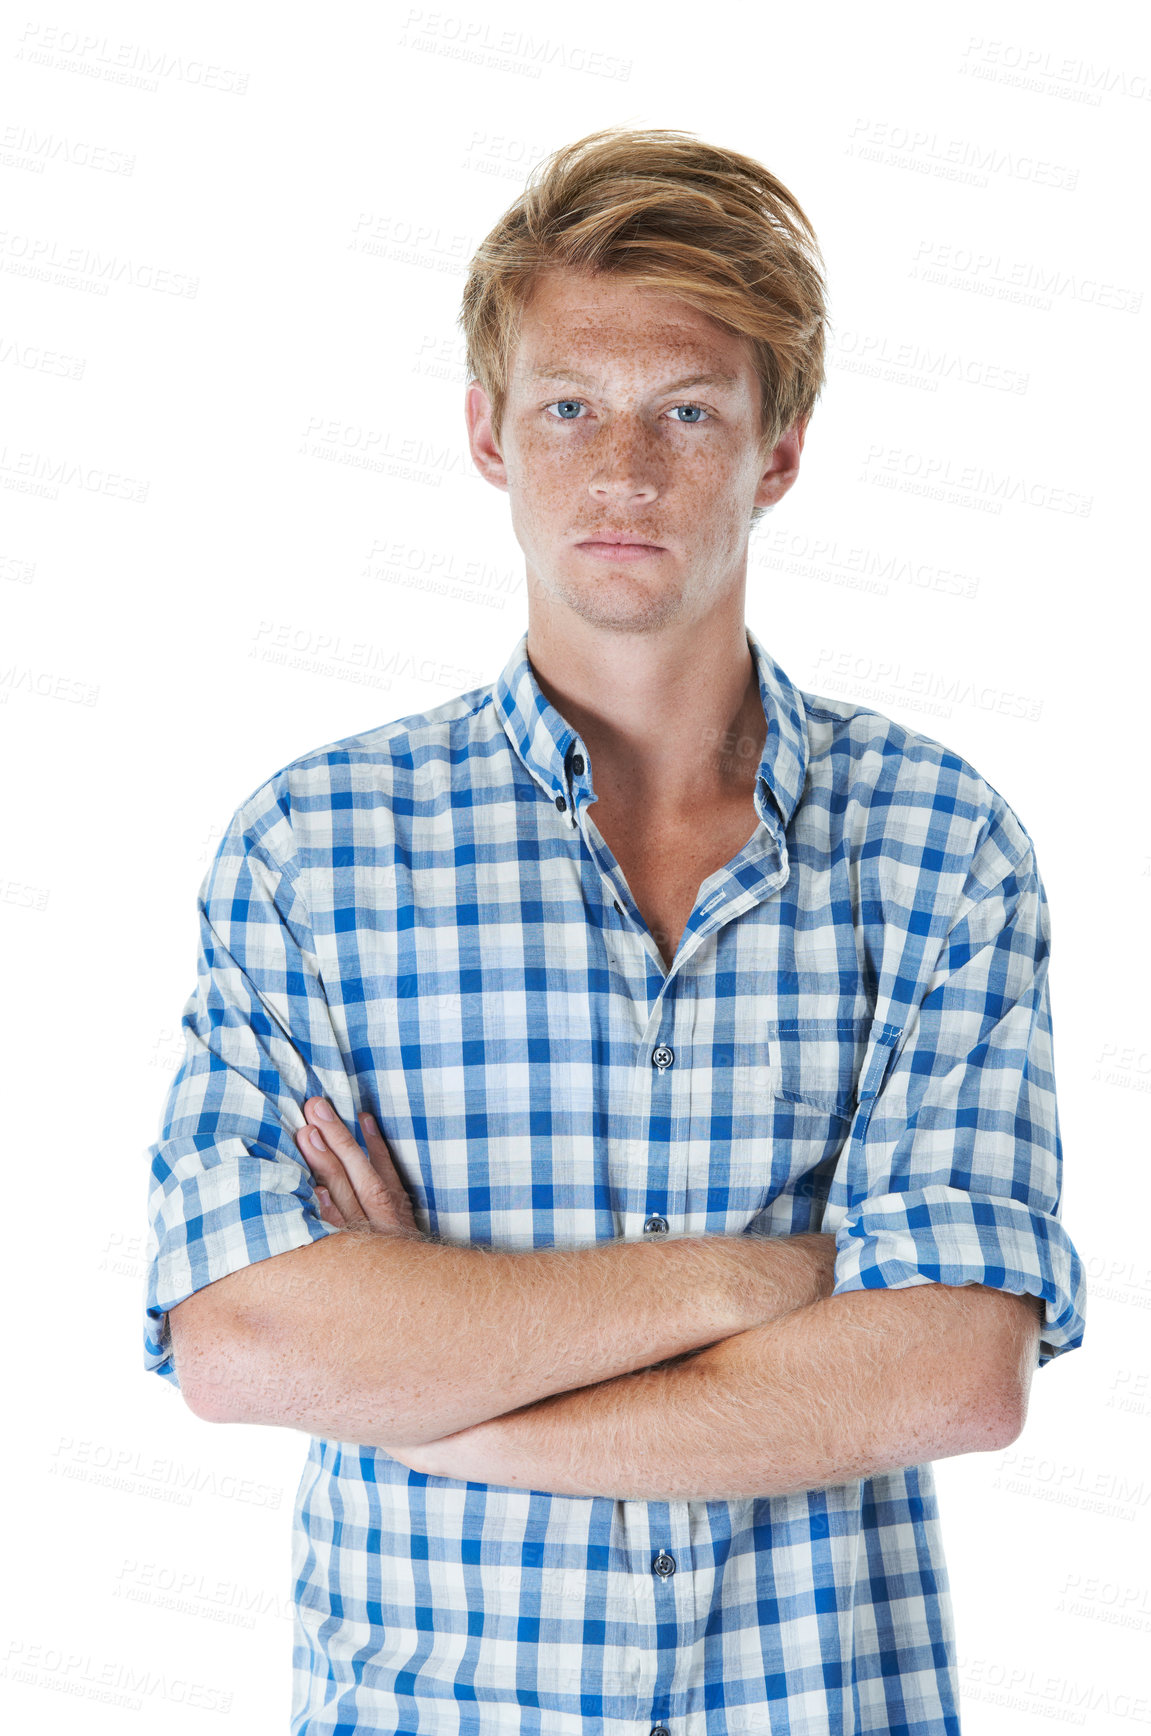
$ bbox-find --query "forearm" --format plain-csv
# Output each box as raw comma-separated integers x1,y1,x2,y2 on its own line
402,1282,1017,1501
220,1224,836,1445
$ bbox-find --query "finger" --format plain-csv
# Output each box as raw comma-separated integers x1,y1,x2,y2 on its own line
296,1122,369,1229
359,1110,393,1159
314,1185,346,1229
302,1101,402,1229
306,1102,420,1241
359,1111,421,1236
303,1099,375,1178
307,1097,387,1164
359,1111,404,1183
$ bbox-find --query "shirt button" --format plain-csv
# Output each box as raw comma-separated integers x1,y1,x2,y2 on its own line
613,899,623,915
652,1044,674,1072
555,794,567,811
651,1728,671,1736
571,754,585,774
653,1552,675,1578
643,1215,669,1236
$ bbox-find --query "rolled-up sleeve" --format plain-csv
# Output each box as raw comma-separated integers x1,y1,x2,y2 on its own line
831,833,1086,1369
142,788,344,1392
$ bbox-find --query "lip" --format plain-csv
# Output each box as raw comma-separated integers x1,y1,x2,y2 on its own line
576,538,666,560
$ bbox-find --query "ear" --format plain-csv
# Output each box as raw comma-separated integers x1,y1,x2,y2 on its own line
752,419,805,513
465,380,510,493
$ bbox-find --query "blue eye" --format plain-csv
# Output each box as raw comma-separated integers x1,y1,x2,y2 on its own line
544,400,711,423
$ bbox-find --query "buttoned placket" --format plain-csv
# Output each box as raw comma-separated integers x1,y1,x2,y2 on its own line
560,735,790,978
549,733,797,1699
485,676,802,1703
557,736,794,1236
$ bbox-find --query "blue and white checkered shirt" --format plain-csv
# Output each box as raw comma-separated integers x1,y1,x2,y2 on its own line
143,624,1086,1735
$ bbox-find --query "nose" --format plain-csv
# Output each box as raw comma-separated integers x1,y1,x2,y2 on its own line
587,418,661,505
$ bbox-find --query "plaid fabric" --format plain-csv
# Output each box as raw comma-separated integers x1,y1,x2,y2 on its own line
143,625,1085,1735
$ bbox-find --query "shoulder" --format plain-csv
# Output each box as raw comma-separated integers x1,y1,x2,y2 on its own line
217,679,500,872
795,683,1035,897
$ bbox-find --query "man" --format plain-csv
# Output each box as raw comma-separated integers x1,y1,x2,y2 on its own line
145,127,1086,1734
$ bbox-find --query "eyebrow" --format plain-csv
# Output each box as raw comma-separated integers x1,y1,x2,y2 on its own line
525,365,740,393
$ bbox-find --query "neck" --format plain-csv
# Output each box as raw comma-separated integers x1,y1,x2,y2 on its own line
525,608,766,818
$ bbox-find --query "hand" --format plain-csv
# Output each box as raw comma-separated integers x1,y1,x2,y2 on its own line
386,1416,512,1484
386,1437,452,1475
295,1098,423,1240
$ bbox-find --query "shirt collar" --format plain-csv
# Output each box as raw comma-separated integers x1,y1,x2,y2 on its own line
492,622,809,834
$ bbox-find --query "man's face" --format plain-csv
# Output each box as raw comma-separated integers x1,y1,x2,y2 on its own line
465,267,803,635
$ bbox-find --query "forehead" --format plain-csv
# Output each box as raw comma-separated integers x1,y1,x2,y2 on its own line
512,268,751,382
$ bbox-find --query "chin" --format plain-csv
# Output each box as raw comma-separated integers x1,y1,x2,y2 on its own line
561,589,686,633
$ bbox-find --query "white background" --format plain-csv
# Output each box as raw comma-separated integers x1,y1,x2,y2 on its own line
3,0,1149,1729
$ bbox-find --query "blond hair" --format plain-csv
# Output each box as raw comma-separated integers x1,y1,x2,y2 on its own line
458,126,828,524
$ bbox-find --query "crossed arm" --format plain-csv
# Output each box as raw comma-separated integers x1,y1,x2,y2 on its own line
386,1282,1043,1501
299,1100,1045,1503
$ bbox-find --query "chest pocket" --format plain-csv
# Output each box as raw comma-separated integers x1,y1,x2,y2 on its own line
763,1015,904,1122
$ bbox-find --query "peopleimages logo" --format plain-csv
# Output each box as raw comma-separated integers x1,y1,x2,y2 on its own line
909,239,1142,314
959,36,1151,105
753,530,981,601
396,9,632,81
846,117,1078,190
811,650,1043,723
956,1653,1151,1725
828,329,1028,394
859,444,1092,517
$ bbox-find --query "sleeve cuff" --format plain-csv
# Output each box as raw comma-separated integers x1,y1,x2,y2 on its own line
144,1161,344,1394
830,1184,1087,1368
